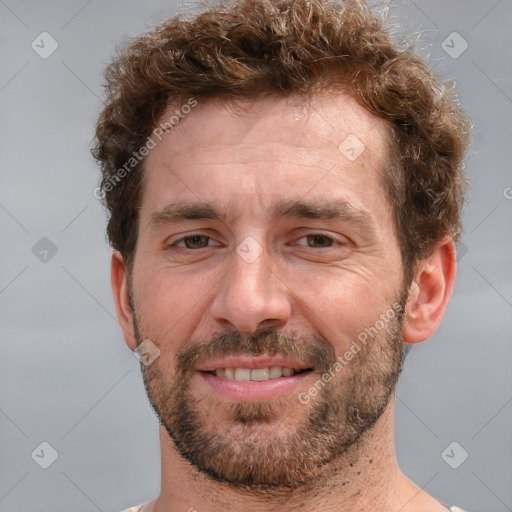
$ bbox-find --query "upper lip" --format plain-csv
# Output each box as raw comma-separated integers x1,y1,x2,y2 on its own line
196,355,311,372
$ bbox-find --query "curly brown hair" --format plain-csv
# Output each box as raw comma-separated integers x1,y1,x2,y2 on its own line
92,0,471,282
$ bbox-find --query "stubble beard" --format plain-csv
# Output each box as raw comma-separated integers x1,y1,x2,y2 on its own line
134,298,406,491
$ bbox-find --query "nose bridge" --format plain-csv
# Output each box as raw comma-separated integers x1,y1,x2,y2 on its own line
210,239,291,333
233,243,271,298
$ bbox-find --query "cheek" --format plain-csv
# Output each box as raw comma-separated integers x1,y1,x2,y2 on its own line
133,264,216,343
292,267,392,350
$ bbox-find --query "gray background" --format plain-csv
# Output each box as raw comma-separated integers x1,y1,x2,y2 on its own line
1,1,511,511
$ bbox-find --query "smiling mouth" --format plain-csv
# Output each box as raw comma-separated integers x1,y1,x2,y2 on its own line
204,367,312,381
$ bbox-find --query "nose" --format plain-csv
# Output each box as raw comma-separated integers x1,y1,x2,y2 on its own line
209,244,292,334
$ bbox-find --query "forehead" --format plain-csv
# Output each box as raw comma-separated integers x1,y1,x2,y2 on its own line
160,92,388,155
141,92,391,218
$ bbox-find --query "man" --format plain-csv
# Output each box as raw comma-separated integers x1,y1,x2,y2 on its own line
92,0,471,510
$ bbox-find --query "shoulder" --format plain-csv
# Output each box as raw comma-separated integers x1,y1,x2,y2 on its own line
448,507,468,512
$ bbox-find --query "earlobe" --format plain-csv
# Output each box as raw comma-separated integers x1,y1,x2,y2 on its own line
111,251,137,351
402,237,457,344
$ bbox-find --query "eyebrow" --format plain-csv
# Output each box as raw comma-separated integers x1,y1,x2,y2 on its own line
149,202,225,228
269,199,374,230
149,198,375,233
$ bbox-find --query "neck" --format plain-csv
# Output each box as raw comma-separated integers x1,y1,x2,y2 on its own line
148,398,437,512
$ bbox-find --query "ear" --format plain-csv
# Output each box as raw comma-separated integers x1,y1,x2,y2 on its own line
402,236,457,344
111,251,137,351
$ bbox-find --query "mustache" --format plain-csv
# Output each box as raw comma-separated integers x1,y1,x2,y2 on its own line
175,329,337,377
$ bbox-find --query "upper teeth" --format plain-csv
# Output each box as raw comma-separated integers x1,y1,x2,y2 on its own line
215,367,298,381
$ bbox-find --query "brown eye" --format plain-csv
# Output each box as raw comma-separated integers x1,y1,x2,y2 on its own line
305,234,334,247
182,235,210,249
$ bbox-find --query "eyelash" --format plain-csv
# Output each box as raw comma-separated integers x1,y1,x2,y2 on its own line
167,232,343,250
168,233,218,250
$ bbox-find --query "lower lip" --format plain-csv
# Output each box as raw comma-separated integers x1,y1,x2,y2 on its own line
199,371,312,400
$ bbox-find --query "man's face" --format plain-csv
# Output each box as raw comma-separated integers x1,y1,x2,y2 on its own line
128,93,407,489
